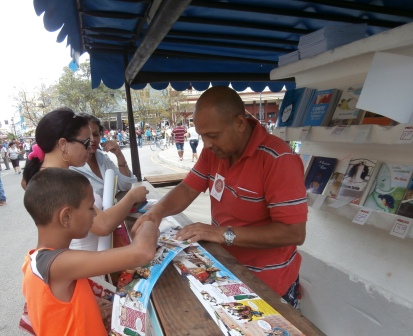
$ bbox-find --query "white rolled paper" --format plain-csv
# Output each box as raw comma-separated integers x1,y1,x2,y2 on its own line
97,169,115,251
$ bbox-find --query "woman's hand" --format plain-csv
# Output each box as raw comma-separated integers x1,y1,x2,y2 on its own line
102,140,122,156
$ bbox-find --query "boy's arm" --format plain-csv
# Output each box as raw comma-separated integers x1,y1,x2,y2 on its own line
90,186,148,236
50,221,159,284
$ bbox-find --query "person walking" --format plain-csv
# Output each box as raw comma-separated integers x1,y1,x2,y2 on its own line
0,171,6,206
7,142,22,174
186,122,200,162
1,143,10,170
172,122,186,161
136,127,143,148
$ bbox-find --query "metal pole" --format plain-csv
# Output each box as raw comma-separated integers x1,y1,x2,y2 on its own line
124,53,142,181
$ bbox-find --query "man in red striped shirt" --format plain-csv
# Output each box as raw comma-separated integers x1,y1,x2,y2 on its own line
172,122,186,161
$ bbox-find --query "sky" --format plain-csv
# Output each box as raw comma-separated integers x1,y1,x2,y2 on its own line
0,2,87,124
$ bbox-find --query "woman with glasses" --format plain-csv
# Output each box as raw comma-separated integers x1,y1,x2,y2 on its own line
71,114,136,198
22,108,148,251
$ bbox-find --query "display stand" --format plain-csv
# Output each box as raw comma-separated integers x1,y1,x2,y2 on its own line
122,181,324,336
269,22,413,335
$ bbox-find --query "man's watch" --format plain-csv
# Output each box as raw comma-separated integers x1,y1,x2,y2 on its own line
223,226,236,246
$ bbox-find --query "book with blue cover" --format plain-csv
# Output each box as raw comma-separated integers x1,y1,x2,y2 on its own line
277,88,316,127
305,156,338,194
301,88,341,126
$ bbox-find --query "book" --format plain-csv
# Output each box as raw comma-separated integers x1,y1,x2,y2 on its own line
322,157,351,198
328,86,366,127
277,88,316,127
362,163,413,214
299,153,314,177
335,158,381,205
361,111,398,126
304,156,338,194
301,88,341,126
396,175,413,218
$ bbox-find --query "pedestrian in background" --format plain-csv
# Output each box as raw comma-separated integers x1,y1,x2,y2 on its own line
0,171,6,206
1,143,10,170
186,122,200,162
172,122,186,161
7,142,22,174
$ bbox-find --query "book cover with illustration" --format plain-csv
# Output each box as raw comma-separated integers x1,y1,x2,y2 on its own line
336,158,381,205
397,175,413,218
304,156,338,194
322,157,351,198
277,88,316,127
301,88,341,126
328,86,366,127
362,163,413,214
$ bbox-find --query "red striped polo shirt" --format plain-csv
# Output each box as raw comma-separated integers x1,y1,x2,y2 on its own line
183,119,308,295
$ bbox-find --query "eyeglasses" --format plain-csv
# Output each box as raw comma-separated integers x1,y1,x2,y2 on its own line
68,137,91,150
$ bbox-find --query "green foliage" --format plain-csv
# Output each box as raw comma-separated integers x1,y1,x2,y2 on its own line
54,61,122,118
12,60,191,130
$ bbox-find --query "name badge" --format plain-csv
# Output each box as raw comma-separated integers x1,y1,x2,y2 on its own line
211,173,225,201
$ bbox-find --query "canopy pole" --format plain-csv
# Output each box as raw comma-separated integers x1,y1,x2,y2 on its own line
124,53,142,182
125,0,192,84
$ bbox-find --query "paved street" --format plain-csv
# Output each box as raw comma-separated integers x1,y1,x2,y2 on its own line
0,140,210,335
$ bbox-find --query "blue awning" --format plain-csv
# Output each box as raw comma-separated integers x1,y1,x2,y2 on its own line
33,0,413,92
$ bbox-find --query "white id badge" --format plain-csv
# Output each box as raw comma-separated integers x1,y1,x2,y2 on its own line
211,173,225,201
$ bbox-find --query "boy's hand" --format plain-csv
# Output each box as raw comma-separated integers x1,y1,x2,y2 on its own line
127,186,149,204
131,211,162,237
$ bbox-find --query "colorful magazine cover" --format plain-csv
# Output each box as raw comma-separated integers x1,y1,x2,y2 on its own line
328,86,366,127
301,88,341,126
277,88,315,127
397,174,413,218
173,245,304,336
336,158,380,205
362,163,413,214
111,216,189,336
322,157,351,198
304,156,338,195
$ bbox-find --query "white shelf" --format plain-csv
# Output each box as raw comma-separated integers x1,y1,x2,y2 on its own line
307,193,413,239
270,22,413,89
273,124,413,144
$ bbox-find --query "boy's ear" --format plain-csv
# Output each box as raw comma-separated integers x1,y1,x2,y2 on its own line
59,206,72,228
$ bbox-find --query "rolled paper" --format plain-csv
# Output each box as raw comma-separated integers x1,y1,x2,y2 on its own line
98,169,115,251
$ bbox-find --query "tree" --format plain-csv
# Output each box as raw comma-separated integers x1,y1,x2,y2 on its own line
54,61,122,117
13,84,56,128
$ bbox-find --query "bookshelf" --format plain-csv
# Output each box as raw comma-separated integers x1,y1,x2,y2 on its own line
270,22,413,89
269,22,413,335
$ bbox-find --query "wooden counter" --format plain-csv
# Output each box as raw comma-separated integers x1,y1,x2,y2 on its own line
124,182,324,336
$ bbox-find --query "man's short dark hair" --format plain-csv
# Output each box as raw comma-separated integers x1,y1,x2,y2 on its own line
24,168,91,225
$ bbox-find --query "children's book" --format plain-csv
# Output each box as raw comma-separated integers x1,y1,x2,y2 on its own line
322,157,351,198
277,88,316,127
328,86,366,127
362,163,413,214
301,88,341,126
304,156,338,194
396,174,413,218
336,158,381,205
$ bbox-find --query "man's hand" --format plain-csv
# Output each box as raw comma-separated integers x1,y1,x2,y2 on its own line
131,212,162,238
175,223,225,244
